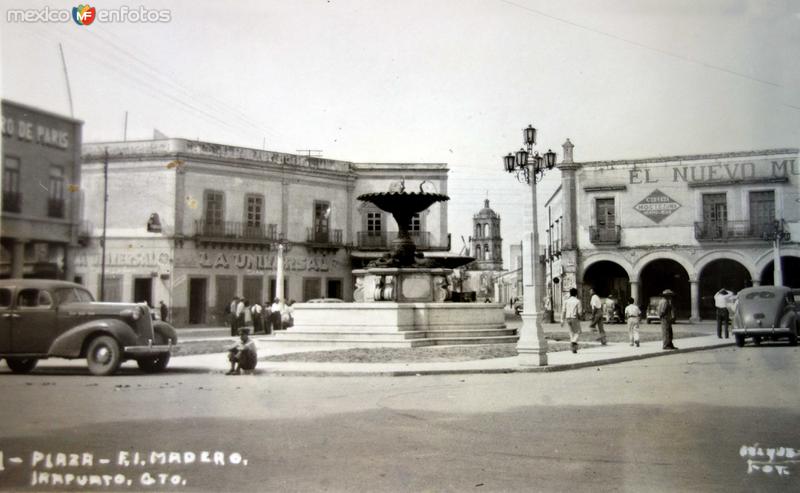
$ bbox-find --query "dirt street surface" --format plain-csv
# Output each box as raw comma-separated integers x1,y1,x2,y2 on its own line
1,345,799,492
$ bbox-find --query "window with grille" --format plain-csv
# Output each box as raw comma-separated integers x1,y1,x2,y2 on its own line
749,191,775,237
366,212,382,236
410,213,421,232
314,201,330,236
48,166,65,218
595,198,615,228
2,156,21,213
246,195,263,227
204,191,224,225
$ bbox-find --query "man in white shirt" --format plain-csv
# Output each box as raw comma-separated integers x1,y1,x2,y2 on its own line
561,288,583,354
235,298,246,332
588,288,607,345
624,297,641,347
713,288,733,339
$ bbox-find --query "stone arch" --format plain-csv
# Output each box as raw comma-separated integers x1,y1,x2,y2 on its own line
754,245,800,277
695,250,758,283
632,250,696,282
696,255,753,319
582,252,635,281
636,253,693,319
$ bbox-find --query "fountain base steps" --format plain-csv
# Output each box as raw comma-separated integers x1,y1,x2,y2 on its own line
265,302,517,350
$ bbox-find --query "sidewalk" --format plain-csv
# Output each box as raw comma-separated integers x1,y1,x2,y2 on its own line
169,334,735,376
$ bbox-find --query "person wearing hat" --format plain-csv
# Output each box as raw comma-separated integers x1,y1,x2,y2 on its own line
658,289,678,350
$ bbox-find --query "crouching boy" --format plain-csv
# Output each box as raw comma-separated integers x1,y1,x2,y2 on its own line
227,328,258,375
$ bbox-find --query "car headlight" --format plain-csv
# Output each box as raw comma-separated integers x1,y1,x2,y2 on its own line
121,306,142,320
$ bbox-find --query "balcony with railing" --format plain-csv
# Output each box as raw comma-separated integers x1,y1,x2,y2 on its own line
694,220,775,241
589,225,621,245
306,228,343,247
195,220,280,245
355,231,443,250
48,198,65,218
2,191,21,213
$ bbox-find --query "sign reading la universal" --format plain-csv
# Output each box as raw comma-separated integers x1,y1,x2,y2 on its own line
75,250,339,272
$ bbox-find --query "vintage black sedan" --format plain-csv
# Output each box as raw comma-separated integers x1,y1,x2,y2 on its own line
0,279,177,375
732,286,799,347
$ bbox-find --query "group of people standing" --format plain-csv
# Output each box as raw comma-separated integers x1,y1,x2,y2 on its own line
227,297,295,336
560,287,678,354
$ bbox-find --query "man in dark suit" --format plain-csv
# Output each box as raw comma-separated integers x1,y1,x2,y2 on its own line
658,289,677,350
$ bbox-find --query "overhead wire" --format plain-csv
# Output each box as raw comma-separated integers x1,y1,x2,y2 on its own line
20,23,274,145
497,0,785,90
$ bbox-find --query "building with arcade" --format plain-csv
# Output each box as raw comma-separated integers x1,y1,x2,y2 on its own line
543,142,799,321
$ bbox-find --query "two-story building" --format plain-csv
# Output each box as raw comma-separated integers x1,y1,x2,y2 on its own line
76,138,448,326
1,100,83,280
545,141,799,321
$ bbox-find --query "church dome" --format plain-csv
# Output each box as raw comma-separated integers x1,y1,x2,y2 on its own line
475,199,499,218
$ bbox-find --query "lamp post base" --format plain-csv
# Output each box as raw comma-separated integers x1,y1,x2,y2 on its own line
517,312,548,366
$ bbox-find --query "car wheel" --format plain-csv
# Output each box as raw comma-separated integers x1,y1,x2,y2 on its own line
6,357,38,374
734,334,745,348
137,353,171,373
753,336,762,346
86,335,122,376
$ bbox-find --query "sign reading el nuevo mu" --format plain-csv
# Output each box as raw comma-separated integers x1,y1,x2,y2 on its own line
634,189,680,223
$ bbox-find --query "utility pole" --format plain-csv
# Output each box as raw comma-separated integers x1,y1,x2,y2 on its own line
123,111,128,141
100,149,109,301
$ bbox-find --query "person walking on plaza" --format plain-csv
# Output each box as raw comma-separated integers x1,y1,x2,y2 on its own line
624,297,641,347
241,299,253,333
658,289,677,350
159,300,168,323
561,287,583,354
714,288,733,339
226,328,257,375
588,288,607,345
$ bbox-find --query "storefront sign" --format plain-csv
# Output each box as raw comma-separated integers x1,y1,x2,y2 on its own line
633,189,680,223
191,252,330,272
629,159,798,185
1,116,71,149
75,252,171,268
75,250,334,272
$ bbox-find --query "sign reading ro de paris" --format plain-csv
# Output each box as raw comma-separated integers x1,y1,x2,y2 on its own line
634,189,680,223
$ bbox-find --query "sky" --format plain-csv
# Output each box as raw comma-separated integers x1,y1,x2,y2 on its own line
2,0,799,265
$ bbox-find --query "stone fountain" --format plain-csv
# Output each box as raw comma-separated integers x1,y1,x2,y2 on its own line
267,180,515,350
353,180,459,303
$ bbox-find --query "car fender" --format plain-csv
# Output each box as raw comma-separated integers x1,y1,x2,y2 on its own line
779,311,797,330
152,321,178,345
49,319,139,358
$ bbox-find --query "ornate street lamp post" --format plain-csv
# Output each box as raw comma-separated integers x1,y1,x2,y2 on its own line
764,219,791,286
503,124,556,366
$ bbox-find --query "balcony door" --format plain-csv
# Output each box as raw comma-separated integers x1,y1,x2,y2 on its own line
314,201,330,243
702,193,727,238
749,191,774,237
595,199,615,229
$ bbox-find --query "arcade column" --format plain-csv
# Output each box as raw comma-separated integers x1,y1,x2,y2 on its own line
11,239,27,279
689,279,700,322
629,280,640,304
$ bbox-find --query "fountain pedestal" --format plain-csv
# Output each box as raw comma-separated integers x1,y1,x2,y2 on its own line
353,268,452,303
